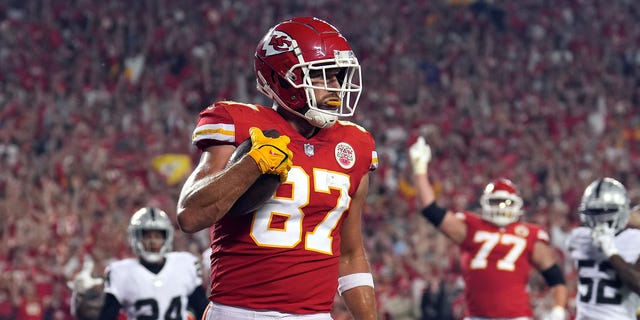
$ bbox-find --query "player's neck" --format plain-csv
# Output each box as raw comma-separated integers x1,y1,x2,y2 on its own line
140,258,166,274
279,107,319,138
293,121,319,139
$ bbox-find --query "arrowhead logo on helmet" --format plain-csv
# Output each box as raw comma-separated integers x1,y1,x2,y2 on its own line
262,30,295,57
254,17,362,128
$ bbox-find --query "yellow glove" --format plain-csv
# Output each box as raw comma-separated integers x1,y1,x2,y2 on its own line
409,136,431,175
247,127,293,182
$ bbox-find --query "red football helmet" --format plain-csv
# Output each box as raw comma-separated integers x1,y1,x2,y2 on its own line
254,17,362,128
479,178,523,226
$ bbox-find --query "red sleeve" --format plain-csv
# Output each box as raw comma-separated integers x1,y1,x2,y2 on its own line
531,224,550,244
191,102,237,150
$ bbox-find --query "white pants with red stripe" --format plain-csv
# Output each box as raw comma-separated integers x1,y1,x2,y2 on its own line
203,302,333,320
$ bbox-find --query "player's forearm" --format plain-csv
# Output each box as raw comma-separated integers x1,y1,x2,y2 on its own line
339,249,371,275
98,294,122,320
188,286,210,318
609,255,640,294
342,286,377,320
338,251,376,319
550,284,568,308
178,157,260,232
414,172,436,208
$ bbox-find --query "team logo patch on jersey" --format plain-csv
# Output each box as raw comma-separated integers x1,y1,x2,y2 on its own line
262,30,295,57
514,225,530,237
335,142,355,169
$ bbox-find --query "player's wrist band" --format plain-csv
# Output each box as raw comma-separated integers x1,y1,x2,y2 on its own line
421,202,447,227
337,273,374,295
541,263,565,286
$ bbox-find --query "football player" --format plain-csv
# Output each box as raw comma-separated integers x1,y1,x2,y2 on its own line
99,207,208,320
566,177,640,319
177,17,378,319
409,137,568,320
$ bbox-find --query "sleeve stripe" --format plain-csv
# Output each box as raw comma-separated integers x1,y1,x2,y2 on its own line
370,151,379,170
192,124,235,143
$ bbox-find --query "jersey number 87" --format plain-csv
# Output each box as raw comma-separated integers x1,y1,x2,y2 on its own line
250,167,350,255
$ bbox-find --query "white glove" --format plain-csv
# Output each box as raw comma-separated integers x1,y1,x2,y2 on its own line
592,224,619,257
546,305,567,320
67,260,103,294
409,136,431,175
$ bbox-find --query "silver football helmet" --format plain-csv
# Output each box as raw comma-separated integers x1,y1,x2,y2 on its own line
579,177,630,232
128,207,174,263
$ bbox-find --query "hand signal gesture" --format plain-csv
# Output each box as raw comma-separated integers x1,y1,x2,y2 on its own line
409,136,432,175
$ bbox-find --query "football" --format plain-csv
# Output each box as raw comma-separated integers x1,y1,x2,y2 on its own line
226,129,282,216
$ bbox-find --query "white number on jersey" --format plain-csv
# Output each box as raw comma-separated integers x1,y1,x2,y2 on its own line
250,167,351,255
133,296,181,320
470,231,527,271
577,259,623,304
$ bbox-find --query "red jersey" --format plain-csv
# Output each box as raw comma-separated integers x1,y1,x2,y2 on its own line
191,101,378,314
457,211,549,318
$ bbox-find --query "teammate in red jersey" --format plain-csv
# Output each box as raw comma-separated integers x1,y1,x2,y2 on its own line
409,137,568,320
177,17,378,319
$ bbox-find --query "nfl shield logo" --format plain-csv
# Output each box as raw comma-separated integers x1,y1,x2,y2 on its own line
304,143,315,157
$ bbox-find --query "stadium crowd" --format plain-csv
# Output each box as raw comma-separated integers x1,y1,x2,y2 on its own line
1,0,640,319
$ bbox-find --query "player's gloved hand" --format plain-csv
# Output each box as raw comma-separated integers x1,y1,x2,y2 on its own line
247,127,293,182
67,260,103,294
68,261,104,319
546,305,568,320
409,136,431,175
591,223,619,257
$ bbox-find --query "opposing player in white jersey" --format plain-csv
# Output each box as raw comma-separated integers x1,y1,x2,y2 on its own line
99,207,209,320
566,177,640,320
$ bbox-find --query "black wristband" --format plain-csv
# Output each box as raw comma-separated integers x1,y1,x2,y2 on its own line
421,202,447,227
541,263,565,287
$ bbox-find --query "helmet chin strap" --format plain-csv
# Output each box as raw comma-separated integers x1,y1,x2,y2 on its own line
265,86,338,129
